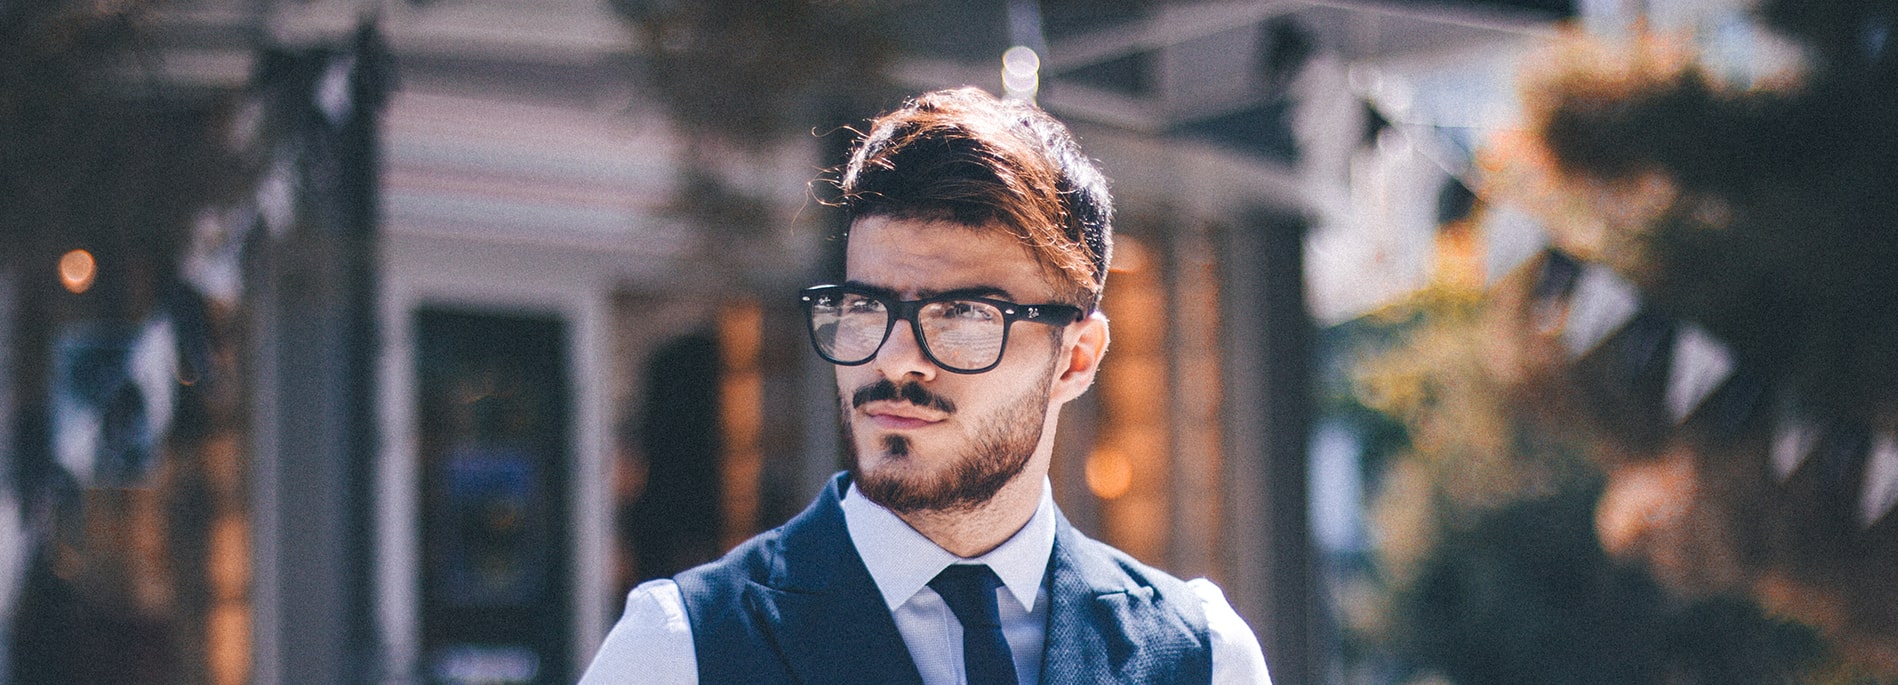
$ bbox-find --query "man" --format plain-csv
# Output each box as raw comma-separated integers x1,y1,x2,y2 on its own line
581,88,1271,684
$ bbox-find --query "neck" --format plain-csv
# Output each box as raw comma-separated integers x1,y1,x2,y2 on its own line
896,468,1044,558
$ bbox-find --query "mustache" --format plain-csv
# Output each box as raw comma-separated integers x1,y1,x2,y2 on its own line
851,378,956,415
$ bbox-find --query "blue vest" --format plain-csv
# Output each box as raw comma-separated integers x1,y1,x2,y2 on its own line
675,473,1213,684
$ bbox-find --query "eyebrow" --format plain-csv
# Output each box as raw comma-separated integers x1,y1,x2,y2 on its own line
842,280,1016,302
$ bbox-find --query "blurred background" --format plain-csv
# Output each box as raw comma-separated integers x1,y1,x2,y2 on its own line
5,0,1897,682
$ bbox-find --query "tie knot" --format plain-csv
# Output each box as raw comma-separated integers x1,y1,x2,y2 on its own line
928,564,1005,629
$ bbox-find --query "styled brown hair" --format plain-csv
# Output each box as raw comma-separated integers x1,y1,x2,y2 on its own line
837,87,1113,310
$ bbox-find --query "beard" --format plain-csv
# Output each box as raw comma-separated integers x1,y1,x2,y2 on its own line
843,362,1056,515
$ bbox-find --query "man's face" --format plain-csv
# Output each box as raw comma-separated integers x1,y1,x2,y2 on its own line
838,215,1072,514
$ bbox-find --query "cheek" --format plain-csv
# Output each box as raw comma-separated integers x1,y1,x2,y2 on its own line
998,335,1062,380
835,366,877,404
834,368,858,398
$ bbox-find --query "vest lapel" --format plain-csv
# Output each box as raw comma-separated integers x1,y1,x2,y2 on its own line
744,476,925,685
1039,513,1207,684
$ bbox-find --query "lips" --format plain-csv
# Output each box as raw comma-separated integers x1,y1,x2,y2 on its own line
861,401,947,430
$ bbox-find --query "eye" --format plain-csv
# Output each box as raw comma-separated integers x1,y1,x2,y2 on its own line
940,301,995,321
842,296,884,314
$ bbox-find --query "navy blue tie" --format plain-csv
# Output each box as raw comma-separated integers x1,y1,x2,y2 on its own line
928,564,1018,685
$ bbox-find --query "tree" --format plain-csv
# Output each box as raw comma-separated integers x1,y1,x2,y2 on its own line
1470,0,1898,674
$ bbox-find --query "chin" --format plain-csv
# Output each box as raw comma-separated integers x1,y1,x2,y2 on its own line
852,435,1031,515
853,431,916,469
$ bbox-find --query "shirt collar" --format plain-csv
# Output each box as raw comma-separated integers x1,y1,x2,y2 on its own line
841,478,1056,614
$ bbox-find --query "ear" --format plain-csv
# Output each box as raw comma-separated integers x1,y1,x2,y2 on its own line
1050,312,1109,405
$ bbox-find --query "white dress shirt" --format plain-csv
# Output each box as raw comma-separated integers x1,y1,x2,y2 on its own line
580,480,1271,684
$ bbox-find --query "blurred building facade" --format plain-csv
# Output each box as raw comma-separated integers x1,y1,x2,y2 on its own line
15,0,1794,684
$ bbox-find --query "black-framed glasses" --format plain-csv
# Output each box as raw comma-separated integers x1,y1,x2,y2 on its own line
799,284,1084,374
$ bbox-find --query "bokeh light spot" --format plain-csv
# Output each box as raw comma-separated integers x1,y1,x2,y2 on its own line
1002,46,1040,98
1086,448,1133,500
59,249,96,293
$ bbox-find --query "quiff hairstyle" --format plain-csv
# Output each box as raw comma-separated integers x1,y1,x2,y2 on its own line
836,87,1113,310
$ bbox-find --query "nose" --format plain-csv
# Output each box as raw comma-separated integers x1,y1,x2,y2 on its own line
871,319,938,382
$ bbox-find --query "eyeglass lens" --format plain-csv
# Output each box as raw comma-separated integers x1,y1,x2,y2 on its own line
808,291,1008,371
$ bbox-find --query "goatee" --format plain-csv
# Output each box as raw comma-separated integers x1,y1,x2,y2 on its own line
844,370,1052,514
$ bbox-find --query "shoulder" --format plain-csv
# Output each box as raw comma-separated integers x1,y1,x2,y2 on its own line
675,524,787,596
1058,527,1271,683
1185,579,1272,685
1059,524,1206,613
678,473,852,600
579,580,697,684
